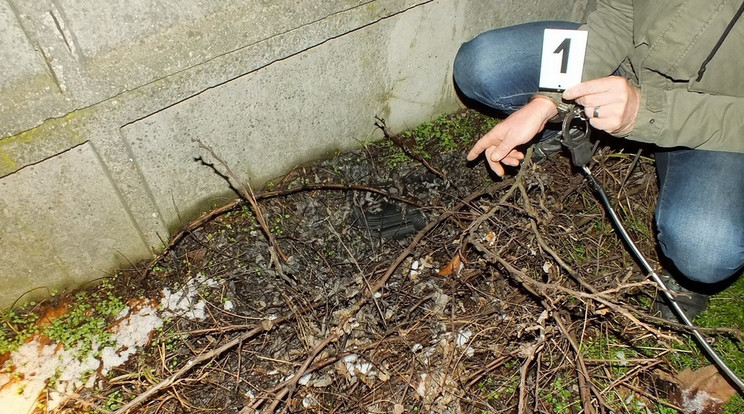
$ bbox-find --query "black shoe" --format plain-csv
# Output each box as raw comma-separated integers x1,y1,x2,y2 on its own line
653,274,709,321
352,202,427,239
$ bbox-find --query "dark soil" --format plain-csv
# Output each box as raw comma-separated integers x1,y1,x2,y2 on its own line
54,110,697,413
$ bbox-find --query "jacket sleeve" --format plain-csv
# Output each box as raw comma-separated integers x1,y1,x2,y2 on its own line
581,0,744,153
632,85,744,153
581,0,634,81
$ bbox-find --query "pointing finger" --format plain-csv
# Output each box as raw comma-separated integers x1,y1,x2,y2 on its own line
563,78,612,100
467,128,502,161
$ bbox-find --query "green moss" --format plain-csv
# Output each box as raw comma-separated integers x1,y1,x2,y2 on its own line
379,111,500,169
0,277,126,358
0,110,89,177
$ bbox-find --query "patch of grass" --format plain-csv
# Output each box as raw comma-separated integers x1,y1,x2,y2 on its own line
380,111,501,169
476,372,519,404
0,307,40,354
577,333,680,412
623,215,652,239
540,374,580,413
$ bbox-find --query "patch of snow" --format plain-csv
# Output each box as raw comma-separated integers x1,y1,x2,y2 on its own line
615,351,627,366
0,273,225,413
161,273,219,320
682,389,722,413
416,373,428,397
302,392,319,408
341,354,378,379
410,259,422,278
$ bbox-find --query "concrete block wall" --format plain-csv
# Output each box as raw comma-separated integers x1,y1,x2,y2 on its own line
0,0,594,307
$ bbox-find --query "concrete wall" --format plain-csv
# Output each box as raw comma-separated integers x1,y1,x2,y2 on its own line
0,0,594,306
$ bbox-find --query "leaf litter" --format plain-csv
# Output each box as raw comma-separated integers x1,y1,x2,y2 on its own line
1,110,742,413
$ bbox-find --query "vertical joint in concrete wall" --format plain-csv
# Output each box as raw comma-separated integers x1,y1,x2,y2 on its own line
88,138,155,254
48,1,80,60
35,41,66,94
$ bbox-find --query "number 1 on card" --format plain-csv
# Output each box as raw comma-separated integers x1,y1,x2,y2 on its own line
539,29,587,91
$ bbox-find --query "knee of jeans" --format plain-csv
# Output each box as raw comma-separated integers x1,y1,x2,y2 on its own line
657,219,743,284
453,39,488,100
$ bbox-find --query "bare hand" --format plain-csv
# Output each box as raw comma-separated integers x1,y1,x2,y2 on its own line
563,76,641,136
466,98,557,176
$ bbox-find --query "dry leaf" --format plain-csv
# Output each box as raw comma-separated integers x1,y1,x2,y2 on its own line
186,248,207,264
334,360,352,382
671,365,736,414
261,318,274,331
438,254,462,276
377,370,390,382
311,374,333,388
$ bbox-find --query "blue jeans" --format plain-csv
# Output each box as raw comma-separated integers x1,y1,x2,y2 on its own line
454,22,744,289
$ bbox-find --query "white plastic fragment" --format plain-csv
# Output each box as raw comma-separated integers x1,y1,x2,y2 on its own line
416,373,428,397
456,329,472,348
299,373,313,386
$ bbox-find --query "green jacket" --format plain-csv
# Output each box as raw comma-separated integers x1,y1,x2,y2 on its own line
582,0,744,152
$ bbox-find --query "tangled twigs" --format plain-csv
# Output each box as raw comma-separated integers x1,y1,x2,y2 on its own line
517,314,546,414
193,139,289,277
246,182,509,412
141,182,422,279
551,312,605,413
94,113,730,412
374,116,449,182
471,236,668,338
113,319,280,414
469,237,608,412
461,160,657,412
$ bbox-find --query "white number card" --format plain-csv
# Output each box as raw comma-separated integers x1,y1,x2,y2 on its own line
539,29,588,91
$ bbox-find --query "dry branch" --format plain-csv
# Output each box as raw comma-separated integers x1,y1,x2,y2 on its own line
113,320,279,414
193,138,288,275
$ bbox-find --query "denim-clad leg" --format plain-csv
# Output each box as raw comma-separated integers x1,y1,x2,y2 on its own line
453,21,580,113
655,149,744,288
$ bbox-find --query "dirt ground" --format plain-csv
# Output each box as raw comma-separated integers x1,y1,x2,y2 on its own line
13,110,742,413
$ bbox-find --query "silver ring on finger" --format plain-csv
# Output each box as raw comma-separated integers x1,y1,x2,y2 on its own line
593,106,601,118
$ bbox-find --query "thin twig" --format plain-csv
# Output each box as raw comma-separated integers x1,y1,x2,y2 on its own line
193,139,288,275
375,116,449,183
113,320,279,414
